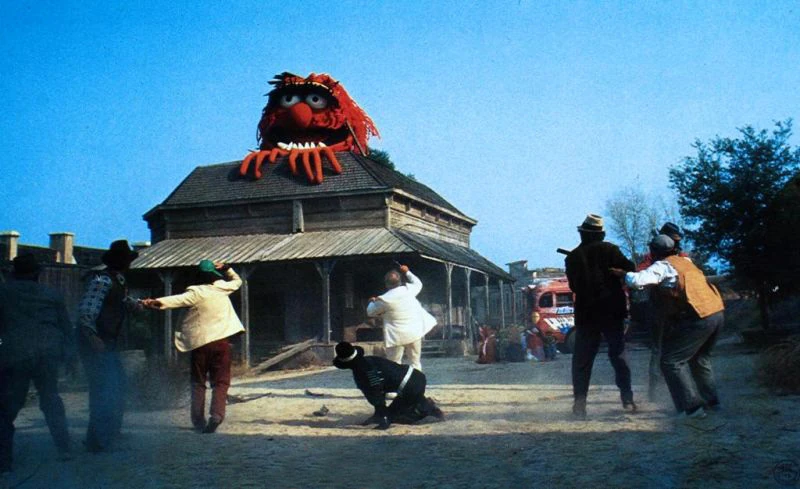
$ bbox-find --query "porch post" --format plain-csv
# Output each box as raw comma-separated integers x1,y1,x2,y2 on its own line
444,262,454,339
464,268,473,345
499,279,506,328
510,283,517,324
483,273,490,325
157,270,175,365
239,265,254,367
315,260,337,344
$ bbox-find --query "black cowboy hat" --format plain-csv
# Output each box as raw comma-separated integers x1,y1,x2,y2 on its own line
659,222,683,239
12,253,40,277
102,240,139,269
333,342,365,369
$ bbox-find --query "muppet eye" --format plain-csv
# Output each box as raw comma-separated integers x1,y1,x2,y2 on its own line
280,94,302,108
305,94,328,109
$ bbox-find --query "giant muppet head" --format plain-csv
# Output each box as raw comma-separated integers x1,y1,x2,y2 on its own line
239,72,380,184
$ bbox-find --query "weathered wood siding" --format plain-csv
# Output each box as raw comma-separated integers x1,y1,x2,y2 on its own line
150,195,389,241
389,197,471,246
303,195,387,231
153,203,294,240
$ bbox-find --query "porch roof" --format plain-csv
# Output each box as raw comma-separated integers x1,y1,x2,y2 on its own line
130,228,511,280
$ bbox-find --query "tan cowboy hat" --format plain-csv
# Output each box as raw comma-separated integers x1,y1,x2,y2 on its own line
577,214,605,233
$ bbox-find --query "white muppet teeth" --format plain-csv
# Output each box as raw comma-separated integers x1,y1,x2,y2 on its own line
284,141,325,150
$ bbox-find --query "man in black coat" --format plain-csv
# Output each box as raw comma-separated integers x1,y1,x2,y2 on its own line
333,342,443,429
565,214,636,419
0,254,74,474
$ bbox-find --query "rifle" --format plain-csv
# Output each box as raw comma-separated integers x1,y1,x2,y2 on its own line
556,248,571,256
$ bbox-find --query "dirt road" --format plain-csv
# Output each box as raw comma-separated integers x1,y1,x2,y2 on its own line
5,343,799,488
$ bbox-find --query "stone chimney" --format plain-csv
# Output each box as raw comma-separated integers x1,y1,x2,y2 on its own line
49,232,75,264
0,231,20,261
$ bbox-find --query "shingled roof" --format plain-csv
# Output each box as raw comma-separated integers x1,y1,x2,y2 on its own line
148,152,471,221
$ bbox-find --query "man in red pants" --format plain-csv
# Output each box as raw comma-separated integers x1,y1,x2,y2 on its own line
143,260,244,433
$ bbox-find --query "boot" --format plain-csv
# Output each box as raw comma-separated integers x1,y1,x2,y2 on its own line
572,398,587,420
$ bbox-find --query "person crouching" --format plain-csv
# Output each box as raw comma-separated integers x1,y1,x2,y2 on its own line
333,342,443,429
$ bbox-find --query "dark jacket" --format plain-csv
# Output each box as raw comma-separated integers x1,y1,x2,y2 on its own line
78,271,132,349
0,280,74,366
565,240,634,326
334,353,419,417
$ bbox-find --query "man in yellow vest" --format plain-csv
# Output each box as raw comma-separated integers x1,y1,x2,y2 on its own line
611,235,725,419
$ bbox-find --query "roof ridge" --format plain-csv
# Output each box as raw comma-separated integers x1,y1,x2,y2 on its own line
152,165,206,213
350,152,393,188
354,153,471,220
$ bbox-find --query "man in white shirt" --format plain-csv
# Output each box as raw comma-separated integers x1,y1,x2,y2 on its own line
611,235,725,419
367,265,436,371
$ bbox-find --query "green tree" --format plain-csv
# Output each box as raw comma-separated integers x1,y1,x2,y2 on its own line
669,119,800,328
367,147,416,181
764,172,800,295
368,148,395,170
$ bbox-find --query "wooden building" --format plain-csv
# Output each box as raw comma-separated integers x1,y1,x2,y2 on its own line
0,231,106,315
131,153,512,365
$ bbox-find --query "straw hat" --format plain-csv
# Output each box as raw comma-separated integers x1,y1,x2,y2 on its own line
577,214,604,233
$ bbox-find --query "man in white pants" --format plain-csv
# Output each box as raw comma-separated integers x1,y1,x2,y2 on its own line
367,265,437,371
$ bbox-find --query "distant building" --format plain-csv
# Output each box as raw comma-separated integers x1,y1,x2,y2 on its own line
0,231,106,315
130,153,513,365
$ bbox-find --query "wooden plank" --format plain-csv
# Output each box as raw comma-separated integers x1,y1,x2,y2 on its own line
389,215,470,246
302,194,384,212
251,338,316,373
167,218,291,237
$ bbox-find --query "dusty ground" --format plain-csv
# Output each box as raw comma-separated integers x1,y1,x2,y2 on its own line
5,340,800,489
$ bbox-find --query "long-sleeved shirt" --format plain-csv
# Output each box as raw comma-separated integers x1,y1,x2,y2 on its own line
77,272,139,335
565,240,634,325
625,259,685,290
335,355,417,417
625,256,723,320
153,268,244,352
366,270,436,347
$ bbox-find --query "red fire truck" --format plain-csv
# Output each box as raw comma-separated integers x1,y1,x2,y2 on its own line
524,277,576,353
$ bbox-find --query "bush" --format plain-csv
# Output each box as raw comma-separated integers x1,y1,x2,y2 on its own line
758,334,800,394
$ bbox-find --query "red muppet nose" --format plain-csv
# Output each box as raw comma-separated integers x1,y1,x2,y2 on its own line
286,102,313,129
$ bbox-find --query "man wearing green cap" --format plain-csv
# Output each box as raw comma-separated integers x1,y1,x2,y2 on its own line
142,260,244,433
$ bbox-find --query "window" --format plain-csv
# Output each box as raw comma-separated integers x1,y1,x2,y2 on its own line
538,293,553,308
556,293,574,307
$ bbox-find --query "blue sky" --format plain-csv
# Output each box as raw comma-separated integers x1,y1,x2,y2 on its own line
1,1,798,268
